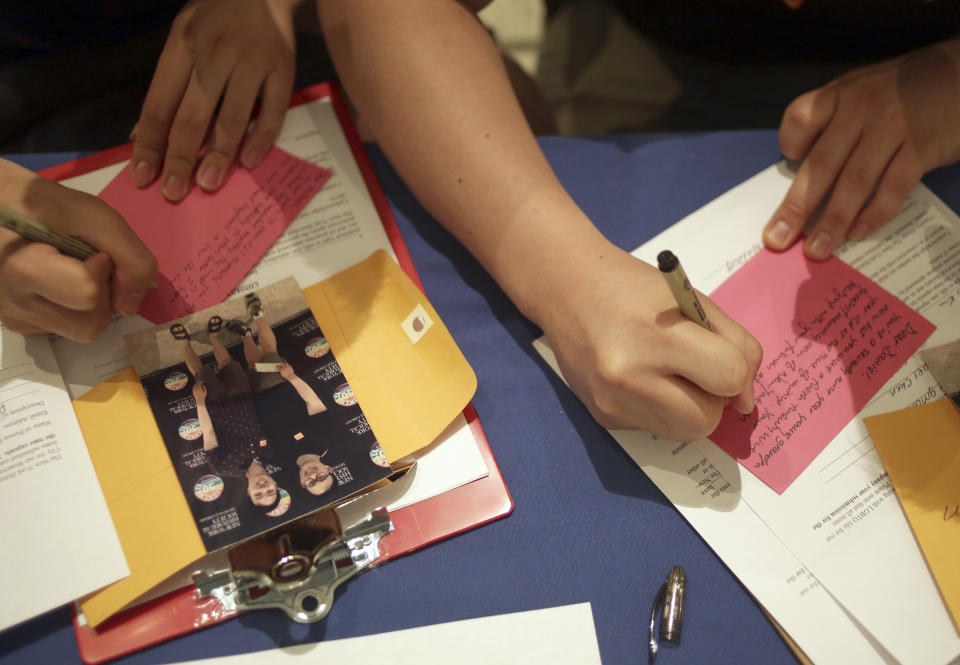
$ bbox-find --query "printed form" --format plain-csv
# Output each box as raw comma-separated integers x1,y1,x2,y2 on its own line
537,162,960,665
0,328,128,630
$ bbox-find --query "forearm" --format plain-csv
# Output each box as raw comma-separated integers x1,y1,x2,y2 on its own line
288,375,321,403
195,403,219,451
316,0,614,327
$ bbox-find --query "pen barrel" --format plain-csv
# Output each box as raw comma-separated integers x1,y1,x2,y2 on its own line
660,566,686,643
659,252,712,331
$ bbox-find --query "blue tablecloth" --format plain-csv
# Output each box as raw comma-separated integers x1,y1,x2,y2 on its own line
7,132,958,665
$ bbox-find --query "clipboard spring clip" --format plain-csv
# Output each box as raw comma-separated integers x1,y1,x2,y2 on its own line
194,507,393,623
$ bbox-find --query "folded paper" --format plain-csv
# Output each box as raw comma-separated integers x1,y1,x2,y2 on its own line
75,250,476,626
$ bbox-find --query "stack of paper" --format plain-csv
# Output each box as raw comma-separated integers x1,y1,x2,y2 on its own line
537,161,960,664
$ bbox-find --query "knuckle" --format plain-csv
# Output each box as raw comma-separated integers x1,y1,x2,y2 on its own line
72,319,104,344
594,352,631,391
163,149,198,174
885,169,919,201
817,208,851,235
171,111,210,143
214,107,249,136
723,355,752,393
72,280,102,311
806,147,842,172
777,197,813,224
744,337,764,372
133,112,169,150
840,161,875,193
203,145,235,165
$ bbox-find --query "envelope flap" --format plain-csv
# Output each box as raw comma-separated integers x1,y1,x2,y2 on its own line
303,250,477,462
73,368,176,501
73,368,205,627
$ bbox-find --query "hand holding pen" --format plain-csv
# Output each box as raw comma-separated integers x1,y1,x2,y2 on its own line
533,235,761,441
0,158,157,341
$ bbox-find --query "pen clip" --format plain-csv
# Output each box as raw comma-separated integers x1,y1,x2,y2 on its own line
648,582,666,662
648,566,686,663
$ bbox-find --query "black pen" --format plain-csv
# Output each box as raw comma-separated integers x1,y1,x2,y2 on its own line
657,250,712,331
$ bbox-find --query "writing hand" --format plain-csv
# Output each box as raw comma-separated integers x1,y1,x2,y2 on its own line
0,159,157,341
130,0,298,201
541,250,762,441
764,40,960,259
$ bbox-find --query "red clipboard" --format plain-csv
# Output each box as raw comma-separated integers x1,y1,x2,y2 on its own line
53,82,513,664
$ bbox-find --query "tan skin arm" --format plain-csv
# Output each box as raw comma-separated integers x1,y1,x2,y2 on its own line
192,381,220,452
315,0,762,440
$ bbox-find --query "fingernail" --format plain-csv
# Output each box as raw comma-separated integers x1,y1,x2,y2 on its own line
766,220,792,248
807,231,832,258
241,142,267,169
847,223,870,241
131,160,156,187
162,173,188,201
197,162,224,190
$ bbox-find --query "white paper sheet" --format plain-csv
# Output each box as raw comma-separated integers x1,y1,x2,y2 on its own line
0,327,128,631
163,603,602,665
537,162,960,665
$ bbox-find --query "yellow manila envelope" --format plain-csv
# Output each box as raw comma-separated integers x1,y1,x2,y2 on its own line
301,250,477,463
74,250,476,626
864,399,960,632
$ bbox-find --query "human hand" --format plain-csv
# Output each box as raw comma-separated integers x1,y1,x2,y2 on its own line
0,159,158,341
764,40,960,259
538,249,762,441
192,380,208,404
130,0,299,201
278,362,295,380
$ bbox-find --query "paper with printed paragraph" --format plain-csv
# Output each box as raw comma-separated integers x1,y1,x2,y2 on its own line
99,147,331,324
707,242,935,493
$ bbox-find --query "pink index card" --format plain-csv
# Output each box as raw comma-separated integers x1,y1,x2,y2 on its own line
99,147,332,323
707,243,934,494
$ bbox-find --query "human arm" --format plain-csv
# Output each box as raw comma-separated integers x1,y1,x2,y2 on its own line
316,0,762,440
0,159,157,341
130,0,302,201
278,363,327,415
763,38,960,259
192,381,219,451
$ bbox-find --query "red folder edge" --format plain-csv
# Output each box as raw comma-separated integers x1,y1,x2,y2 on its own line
58,82,513,664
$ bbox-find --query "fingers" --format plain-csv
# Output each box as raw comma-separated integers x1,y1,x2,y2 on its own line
701,301,763,414
0,245,114,342
847,144,922,240
240,68,294,169
161,48,236,201
54,191,158,317
131,37,195,189
765,57,938,260
764,86,862,256
777,87,835,163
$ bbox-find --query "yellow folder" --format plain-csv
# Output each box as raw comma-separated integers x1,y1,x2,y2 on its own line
76,250,477,626
864,398,960,633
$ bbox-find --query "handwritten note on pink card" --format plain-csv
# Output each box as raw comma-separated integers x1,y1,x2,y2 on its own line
707,243,935,494
99,147,332,323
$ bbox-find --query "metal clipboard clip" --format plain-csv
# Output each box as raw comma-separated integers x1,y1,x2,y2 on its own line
194,507,393,623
